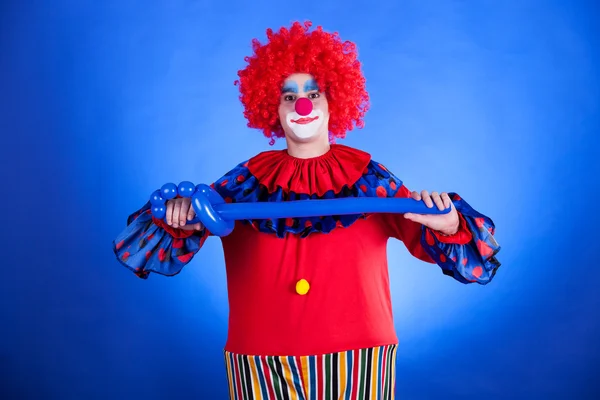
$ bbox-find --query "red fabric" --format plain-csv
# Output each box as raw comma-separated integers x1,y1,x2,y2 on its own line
216,150,479,356
379,206,435,264
247,144,371,196
221,219,399,356
152,217,197,239
432,213,472,245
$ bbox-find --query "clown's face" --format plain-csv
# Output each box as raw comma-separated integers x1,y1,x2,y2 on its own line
278,73,329,142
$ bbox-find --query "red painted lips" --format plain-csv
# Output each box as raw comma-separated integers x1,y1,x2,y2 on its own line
291,116,319,124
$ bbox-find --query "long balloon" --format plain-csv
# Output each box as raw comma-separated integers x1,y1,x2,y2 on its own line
149,181,451,237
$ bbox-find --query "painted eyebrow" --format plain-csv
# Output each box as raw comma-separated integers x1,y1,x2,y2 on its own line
281,81,299,93
304,79,320,92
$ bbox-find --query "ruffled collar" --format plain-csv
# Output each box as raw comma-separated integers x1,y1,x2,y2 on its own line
247,144,371,196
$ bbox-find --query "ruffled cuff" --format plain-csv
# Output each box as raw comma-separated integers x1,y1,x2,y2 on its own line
113,202,209,279
420,193,501,284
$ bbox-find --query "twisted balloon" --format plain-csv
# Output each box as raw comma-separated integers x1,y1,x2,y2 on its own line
149,181,451,237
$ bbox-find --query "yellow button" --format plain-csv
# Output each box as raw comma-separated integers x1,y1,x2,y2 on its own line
296,279,310,295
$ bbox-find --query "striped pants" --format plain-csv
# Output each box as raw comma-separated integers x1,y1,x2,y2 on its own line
224,344,398,400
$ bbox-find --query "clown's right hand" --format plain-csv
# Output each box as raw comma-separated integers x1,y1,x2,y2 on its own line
165,197,204,231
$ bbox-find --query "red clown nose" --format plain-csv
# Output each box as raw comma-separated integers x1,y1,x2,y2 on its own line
295,97,313,116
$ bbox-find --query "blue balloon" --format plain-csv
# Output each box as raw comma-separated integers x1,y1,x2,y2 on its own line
151,205,166,219
149,190,164,205
212,197,449,220
178,181,195,198
161,182,178,200
191,184,236,236
150,181,452,237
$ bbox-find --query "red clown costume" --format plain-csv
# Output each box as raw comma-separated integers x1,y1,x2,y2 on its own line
113,21,501,400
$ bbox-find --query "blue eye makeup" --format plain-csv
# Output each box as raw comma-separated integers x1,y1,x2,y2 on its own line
281,81,299,93
304,79,319,92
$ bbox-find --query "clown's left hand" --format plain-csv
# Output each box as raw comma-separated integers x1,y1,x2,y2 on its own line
404,190,460,236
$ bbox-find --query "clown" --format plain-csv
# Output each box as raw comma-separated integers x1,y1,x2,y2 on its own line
113,21,500,400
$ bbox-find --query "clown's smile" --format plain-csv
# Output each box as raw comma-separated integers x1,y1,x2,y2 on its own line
286,109,324,139
291,116,319,125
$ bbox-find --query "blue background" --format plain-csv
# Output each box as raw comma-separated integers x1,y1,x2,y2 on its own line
1,0,599,398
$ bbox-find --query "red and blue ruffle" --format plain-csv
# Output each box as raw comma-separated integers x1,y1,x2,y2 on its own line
421,194,501,284
112,204,208,279
211,159,403,238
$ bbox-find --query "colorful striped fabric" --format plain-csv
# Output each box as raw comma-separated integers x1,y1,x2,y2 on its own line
224,344,398,400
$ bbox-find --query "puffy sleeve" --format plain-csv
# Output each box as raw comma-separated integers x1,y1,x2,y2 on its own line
381,184,501,284
363,160,501,285
112,201,210,279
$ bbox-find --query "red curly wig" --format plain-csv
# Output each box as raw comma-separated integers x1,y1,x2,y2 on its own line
235,21,370,144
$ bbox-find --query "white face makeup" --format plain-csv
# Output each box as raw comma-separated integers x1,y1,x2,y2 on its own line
278,73,329,142
285,109,325,139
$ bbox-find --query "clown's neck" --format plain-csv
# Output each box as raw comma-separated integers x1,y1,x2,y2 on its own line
285,135,331,159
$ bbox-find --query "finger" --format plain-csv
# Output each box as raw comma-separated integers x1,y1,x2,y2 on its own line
179,198,191,226
441,192,452,209
181,222,203,231
421,190,433,208
404,213,427,225
166,200,174,226
431,191,444,211
186,199,196,221
172,199,182,228
411,190,421,200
